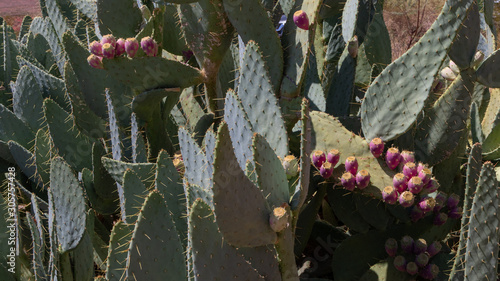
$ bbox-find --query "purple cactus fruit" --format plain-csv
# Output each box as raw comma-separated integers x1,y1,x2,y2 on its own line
448,206,462,219
89,41,103,56
340,172,356,191
418,168,432,186
125,38,140,58
382,186,398,205
418,197,436,213
293,10,309,30
87,54,103,69
393,173,407,193
433,191,447,212
282,155,299,179
115,38,126,56
385,147,401,170
413,238,427,255
319,162,334,179
417,162,428,173
446,193,460,208
311,150,326,168
141,36,158,57
422,177,439,194
406,262,419,275
327,149,340,167
102,43,115,59
369,138,384,158
385,238,398,257
355,170,370,189
408,177,424,194
415,252,430,268
400,150,415,166
427,241,442,257
101,34,117,48
410,206,424,222
269,205,289,232
400,236,414,253
345,156,358,175
399,191,414,207
393,255,407,272
433,212,448,226
419,264,439,280
403,162,418,179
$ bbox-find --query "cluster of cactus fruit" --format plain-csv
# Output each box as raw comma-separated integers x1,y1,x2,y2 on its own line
0,0,499,280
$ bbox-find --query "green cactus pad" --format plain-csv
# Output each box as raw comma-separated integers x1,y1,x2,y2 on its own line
132,88,180,121
131,113,147,163
34,129,51,188
463,162,499,281
26,212,47,280
415,72,474,166
178,127,212,189
213,122,277,247
126,191,188,280
3,23,19,88
327,188,370,233
46,0,71,39
325,44,356,116
252,133,290,208
106,221,132,281
92,143,118,201
476,49,500,88
471,102,484,144
360,0,475,141
359,259,412,281
363,6,392,68
189,199,265,280
73,20,87,43
12,66,45,130
29,17,65,75
44,99,94,171
26,33,56,71
224,89,254,170
353,193,391,231
448,0,480,69
67,0,96,20
101,157,155,187
96,0,142,38
179,87,205,132
8,141,43,188
50,157,86,253
238,42,289,159
0,104,35,150
223,0,283,91
105,91,123,161
122,170,149,224
103,56,203,93
82,167,118,215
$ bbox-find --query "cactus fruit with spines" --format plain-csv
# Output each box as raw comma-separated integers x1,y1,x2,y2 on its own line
1,0,499,280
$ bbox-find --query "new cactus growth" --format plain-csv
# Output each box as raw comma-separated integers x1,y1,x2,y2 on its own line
369,138,384,158
340,172,356,191
293,10,309,30
386,148,401,170
355,170,370,189
125,38,140,58
345,156,358,175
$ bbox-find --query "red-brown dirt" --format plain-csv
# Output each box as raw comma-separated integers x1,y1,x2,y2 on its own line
0,0,41,34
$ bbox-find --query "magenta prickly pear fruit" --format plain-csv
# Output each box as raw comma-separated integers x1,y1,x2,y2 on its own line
269,205,289,232
422,177,439,194
293,10,309,30
355,170,370,189
418,168,432,185
410,206,424,222
327,149,340,166
393,173,407,193
446,193,460,208
385,148,401,170
282,155,299,179
413,238,427,255
433,191,447,212
115,38,126,56
101,34,117,48
448,206,462,219
406,262,419,275
393,255,407,272
400,236,414,253
340,172,356,191
369,138,384,158
382,186,398,204
89,41,103,56
319,162,334,179
87,54,104,69
403,162,418,178
433,212,448,226
399,191,414,207
125,38,140,58
102,43,115,59
418,197,436,213
141,36,158,57
408,177,424,194
417,162,428,173
311,150,326,168
415,252,430,268
400,150,415,166
427,241,442,257
385,238,398,257
419,264,439,280
345,156,358,175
